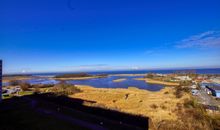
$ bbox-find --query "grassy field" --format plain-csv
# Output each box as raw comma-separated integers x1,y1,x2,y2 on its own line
70,85,220,130
2,91,34,99
70,85,188,127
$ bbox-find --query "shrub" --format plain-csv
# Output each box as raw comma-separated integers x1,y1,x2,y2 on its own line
145,73,154,78
49,83,81,96
31,84,54,88
209,114,220,130
179,80,193,86
34,87,40,93
150,104,158,109
159,97,220,130
184,99,198,109
174,87,183,98
174,86,190,98
124,93,129,100
160,105,167,110
9,80,20,86
164,91,169,94
55,73,92,78
20,82,31,91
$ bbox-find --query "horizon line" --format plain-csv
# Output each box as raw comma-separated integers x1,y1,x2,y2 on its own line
3,67,220,75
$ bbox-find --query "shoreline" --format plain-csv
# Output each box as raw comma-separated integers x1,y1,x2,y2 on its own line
3,74,180,87
2,76,33,83
109,74,147,76
53,74,147,80
52,75,106,80
136,78,179,86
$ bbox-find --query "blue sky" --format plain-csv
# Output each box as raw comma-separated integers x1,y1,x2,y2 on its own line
0,0,220,74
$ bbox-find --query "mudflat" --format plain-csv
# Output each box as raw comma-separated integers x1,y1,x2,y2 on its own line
112,78,127,82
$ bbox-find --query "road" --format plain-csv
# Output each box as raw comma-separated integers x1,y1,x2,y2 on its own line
196,88,220,107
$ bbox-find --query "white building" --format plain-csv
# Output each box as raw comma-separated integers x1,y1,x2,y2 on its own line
190,84,197,89
156,73,167,77
175,76,192,81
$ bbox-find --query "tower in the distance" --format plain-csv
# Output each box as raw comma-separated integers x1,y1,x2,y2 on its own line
0,60,2,102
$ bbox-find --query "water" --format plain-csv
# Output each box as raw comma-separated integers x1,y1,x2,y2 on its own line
31,68,220,77
3,75,164,91
66,76,164,91
25,78,60,85
3,68,220,90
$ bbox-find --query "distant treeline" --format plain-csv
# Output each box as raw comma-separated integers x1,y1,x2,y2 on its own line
3,74,32,77
55,73,108,78
174,70,196,74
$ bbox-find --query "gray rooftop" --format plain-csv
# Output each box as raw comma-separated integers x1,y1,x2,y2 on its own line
206,83,220,91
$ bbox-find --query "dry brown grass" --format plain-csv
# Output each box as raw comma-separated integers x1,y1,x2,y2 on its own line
3,76,32,83
70,85,189,128
69,85,220,130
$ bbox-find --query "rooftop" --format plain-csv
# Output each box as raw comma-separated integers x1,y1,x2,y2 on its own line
205,83,220,91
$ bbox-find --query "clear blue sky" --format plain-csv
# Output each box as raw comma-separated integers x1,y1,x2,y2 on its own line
0,0,220,74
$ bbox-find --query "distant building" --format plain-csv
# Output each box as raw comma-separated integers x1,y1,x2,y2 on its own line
197,75,208,80
191,89,199,96
190,84,197,89
200,83,210,88
2,87,21,96
0,60,2,101
155,73,167,77
211,77,220,84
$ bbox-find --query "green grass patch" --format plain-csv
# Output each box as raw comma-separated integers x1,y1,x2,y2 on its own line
2,91,34,99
